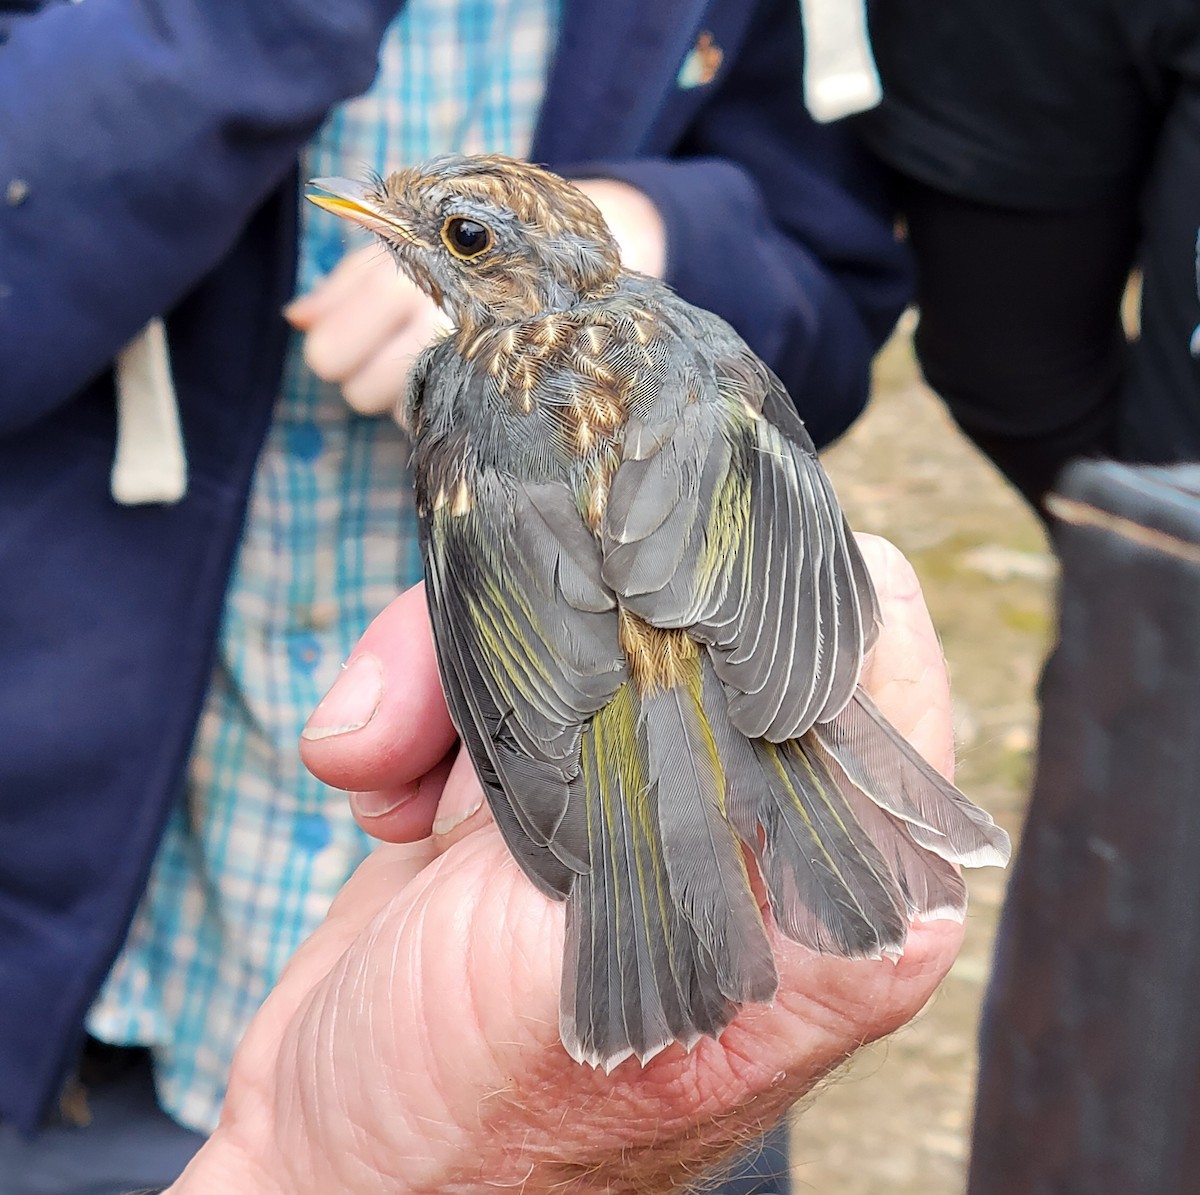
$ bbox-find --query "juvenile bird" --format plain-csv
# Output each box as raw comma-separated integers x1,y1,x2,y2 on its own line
309,155,1010,1070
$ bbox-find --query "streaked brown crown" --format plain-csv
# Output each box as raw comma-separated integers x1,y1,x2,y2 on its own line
388,154,614,243
311,154,623,331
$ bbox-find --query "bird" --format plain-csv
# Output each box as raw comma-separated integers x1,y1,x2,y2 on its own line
307,154,1011,1071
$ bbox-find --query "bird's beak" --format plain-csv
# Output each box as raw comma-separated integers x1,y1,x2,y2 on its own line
305,178,419,245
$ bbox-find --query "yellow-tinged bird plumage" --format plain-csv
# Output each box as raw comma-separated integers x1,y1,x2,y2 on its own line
309,154,1011,1070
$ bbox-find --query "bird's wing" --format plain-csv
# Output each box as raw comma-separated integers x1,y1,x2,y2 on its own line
601,300,879,742
423,464,628,897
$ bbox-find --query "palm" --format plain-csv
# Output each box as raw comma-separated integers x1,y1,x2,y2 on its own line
194,537,969,1194
223,796,961,1194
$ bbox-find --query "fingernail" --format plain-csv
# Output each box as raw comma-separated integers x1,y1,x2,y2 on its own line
349,787,419,819
433,790,484,837
301,654,383,740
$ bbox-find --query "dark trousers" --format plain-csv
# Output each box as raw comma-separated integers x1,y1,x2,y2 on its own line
892,72,1200,512
0,1047,204,1195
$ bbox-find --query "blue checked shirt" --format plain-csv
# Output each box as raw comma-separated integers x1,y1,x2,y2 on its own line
89,0,559,1134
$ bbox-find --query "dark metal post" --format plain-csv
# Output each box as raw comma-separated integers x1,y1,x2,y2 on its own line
969,461,1200,1194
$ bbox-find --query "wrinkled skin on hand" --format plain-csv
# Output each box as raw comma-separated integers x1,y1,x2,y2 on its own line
170,536,963,1195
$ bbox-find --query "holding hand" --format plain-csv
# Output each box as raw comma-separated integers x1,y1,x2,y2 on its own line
169,536,965,1195
285,243,446,417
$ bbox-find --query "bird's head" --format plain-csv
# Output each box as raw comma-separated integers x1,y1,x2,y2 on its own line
307,154,623,332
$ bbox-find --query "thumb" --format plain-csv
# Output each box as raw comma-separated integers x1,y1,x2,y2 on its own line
300,583,457,792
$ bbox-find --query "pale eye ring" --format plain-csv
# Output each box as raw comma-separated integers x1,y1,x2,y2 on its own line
441,216,493,260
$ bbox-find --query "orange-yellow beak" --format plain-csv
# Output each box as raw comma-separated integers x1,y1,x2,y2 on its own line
305,178,419,245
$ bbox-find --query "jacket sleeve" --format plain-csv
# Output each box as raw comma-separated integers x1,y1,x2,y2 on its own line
0,0,403,430
560,0,911,448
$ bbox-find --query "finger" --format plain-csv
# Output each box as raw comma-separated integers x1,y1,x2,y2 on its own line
429,748,492,852
339,317,440,416
302,261,432,384
300,583,458,792
283,242,386,330
854,533,955,778
347,746,457,843
574,179,667,279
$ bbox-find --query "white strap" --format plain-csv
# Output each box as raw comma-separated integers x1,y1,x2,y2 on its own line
111,317,188,506
799,0,882,123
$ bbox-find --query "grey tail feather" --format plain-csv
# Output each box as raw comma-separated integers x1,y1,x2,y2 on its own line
807,738,968,925
559,678,777,1072
701,660,909,960
641,678,778,1005
811,689,1012,869
752,738,910,958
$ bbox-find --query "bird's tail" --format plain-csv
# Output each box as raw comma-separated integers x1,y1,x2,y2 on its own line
708,655,1009,961
562,657,1011,1071
561,663,777,1070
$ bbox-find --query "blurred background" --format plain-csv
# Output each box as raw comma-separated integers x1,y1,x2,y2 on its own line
791,315,1056,1193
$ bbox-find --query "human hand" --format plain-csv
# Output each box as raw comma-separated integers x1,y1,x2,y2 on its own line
170,535,963,1194
285,242,446,418
574,178,667,279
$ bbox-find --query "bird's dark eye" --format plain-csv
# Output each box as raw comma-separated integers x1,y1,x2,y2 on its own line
441,216,493,260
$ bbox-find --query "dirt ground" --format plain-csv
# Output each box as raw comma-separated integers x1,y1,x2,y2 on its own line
788,320,1057,1194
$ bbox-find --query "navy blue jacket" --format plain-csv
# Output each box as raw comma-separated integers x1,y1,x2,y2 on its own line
0,0,909,1129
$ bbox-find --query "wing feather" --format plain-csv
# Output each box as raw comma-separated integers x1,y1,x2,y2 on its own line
425,470,627,891
602,301,876,741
